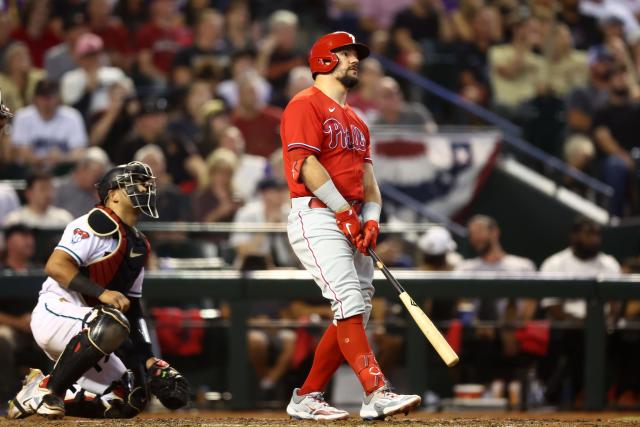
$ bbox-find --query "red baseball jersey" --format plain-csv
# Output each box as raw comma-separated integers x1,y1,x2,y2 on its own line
281,86,372,201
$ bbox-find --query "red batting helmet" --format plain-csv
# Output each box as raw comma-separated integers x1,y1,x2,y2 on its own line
308,31,370,76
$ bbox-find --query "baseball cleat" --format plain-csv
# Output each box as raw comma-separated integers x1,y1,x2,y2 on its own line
286,388,350,421
359,386,421,420
7,369,65,419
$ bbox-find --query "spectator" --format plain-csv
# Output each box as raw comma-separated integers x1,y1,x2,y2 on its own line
11,80,88,169
0,11,13,64
87,81,136,158
454,6,500,110
168,80,213,150
171,9,229,88
0,224,49,408
53,147,110,217
199,98,232,156
347,58,383,123
579,1,640,46
4,172,73,229
218,125,267,203
592,64,640,216
565,46,613,135
43,12,88,82
230,177,293,269
373,76,438,132
451,0,502,43
455,214,536,321
418,225,461,271
135,0,192,86
231,72,283,158
255,10,305,106
543,23,588,98
0,42,46,112
538,217,620,407
192,147,240,223
10,0,61,68
488,8,544,113
86,0,133,71
217,49,272,109
0,184,20,226
133,144,191,221
353,0,414,33
455,214,536,389
391,0,454,71
60,33,135,121
558,0,602,50
284,66,313,104
114,0,148,33
225,0,256,52
540,217,620,320
116,95,203,190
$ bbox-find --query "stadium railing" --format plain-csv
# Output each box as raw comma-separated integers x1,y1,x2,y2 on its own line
3,270,638,411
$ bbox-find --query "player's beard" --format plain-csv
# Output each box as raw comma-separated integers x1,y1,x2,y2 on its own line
338,69,359,88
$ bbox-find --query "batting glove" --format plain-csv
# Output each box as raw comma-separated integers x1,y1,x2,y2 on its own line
357,220,379,254
335,208,361,245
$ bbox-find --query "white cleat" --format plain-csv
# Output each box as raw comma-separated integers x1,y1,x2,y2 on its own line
286,388,350,421
7,368,65,420
360,386,421,420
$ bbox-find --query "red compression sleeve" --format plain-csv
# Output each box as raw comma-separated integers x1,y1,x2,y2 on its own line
299,324,344,395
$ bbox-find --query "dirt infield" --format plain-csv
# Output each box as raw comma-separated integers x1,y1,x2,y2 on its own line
2,411,640,426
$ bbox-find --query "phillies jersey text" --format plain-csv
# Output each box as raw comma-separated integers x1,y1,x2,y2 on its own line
281,86,372,201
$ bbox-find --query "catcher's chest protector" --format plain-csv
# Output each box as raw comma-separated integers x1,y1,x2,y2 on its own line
80,206,150,305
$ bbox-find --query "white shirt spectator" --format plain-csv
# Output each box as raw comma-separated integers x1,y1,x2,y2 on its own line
540,248,620,319
456,254,536,273
11,105,88,157
456,254,536,320
4,205,73,229
233,154,267,202
0,184,20,226
60,67,134,115
230,199,294,267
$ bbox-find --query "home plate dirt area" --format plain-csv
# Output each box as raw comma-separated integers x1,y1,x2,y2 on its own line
2,411,640,426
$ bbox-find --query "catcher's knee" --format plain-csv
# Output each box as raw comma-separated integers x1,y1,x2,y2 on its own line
86,306,130,354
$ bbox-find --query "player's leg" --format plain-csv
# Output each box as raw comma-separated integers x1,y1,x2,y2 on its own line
353,250,421,420
9,298,130,419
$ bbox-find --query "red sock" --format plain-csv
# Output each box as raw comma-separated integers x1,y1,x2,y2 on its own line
336,315,385,394
299,324,344,395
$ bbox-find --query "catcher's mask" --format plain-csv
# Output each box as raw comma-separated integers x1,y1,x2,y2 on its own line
95,161,158,218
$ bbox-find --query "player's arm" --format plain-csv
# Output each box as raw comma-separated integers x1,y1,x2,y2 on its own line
357,163,382,254
45,249,130,312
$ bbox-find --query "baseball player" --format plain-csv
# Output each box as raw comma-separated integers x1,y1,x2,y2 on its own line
282,32,421,421
7,161,190,419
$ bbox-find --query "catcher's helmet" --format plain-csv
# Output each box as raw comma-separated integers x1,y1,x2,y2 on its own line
95,161,158,218
308,31,369,76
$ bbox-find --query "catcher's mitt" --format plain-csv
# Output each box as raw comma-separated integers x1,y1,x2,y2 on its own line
146,359,191,410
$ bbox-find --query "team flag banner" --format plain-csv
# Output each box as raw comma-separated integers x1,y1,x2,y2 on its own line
370,128,501,219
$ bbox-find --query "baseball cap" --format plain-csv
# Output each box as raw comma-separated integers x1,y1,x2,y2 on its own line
257,177,287,192
418,226,457,256
587,45,614,66
74,33,104,57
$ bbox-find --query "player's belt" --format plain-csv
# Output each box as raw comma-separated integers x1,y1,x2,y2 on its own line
309,197,362,212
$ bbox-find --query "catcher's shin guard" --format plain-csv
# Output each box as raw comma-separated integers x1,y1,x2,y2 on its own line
48,306,130,395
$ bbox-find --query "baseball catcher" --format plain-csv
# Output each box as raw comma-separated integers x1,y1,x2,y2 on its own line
7,161,190,419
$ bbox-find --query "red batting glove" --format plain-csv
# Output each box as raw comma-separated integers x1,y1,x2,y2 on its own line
357,220,379,255
335,208,361,245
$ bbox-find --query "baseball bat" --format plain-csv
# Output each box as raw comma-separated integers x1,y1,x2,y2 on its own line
368,248,459,367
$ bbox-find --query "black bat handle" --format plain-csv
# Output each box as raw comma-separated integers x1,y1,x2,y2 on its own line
367,248,406,295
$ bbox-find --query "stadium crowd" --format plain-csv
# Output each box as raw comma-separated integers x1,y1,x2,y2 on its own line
0,0,640,414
